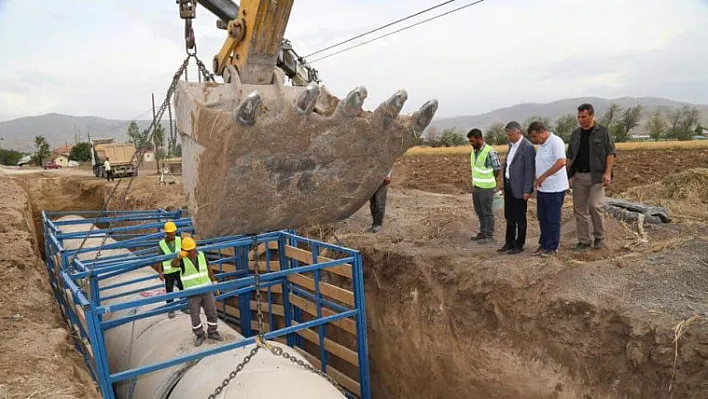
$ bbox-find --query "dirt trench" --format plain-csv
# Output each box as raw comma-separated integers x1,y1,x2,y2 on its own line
0,175,103,398
348,234,708,399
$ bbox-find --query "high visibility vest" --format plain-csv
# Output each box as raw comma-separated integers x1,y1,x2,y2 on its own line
181,252,212,290
471,144,496,189
158,237,182,274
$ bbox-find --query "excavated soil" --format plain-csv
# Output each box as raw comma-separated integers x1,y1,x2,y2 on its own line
3,148,708,399
0,175,99,399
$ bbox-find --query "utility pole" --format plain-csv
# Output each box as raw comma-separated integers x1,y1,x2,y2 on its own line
152,93,162,183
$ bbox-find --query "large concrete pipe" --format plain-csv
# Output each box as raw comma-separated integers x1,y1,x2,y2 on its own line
57,215,344,398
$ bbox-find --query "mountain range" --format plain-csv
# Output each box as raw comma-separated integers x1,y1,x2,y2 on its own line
428,96,708,136
1,96,707,152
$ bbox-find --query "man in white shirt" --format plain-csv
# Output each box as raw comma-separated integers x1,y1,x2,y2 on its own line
527,121,569,257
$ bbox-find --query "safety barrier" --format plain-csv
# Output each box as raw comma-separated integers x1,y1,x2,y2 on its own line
42,209,371,399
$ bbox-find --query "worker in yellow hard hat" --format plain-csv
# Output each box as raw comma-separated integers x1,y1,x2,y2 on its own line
157,221,186,319
169,236,223,346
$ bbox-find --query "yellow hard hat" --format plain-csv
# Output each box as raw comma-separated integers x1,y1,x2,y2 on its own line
164,221,177,233
182,237,197,251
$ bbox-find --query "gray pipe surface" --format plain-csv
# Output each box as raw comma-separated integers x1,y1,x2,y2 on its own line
57,215,344,398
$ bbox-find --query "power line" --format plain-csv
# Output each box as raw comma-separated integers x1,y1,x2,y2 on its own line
309,0,487,64
303,0,461,59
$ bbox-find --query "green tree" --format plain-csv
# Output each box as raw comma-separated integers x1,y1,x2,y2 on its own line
32,136,51,166
667,105,701,141
523,116,553,134
69,142,92,162
439,128,467,147
127,121,150,149
554,114,577,142
153,124,165,159
645,109,667,141
613,105,643,143
696,123,705,136
666,108,682,140
484,122,507,145
0,149,24,166
600,103,622,127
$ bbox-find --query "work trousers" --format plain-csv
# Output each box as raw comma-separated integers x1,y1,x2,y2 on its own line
164,271,183,304
473,187,495,237
369,183,388,227
572,173,605,244
188,292,219,337
503,181,527,249
105,170,114,181
537,191,566,251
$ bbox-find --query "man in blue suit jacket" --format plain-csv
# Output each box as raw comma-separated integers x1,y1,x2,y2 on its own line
498,121,536,254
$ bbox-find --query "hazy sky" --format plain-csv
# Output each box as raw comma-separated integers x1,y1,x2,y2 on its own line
1,0,707,122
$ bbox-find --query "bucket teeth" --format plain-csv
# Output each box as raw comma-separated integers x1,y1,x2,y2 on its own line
338,86,368,117
232,91,262,127
374,89,408,128
413,99,439,133
295,82,321,116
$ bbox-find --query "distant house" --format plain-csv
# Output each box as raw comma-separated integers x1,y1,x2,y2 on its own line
48,153,70,167
53,144,73,157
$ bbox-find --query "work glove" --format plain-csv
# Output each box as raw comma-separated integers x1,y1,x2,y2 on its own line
178,251,188,259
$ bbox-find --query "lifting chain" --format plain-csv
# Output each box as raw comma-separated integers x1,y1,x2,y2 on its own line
207,236,347,398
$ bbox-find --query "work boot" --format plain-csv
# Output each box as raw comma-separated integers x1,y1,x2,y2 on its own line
497,244,513,253
593,238,604,250
470,232,485,241
572,242,591,252
195,334,206,347
507,247,523,255
370,225,382,233
208,332,224,342
476,236,494,244
168,311,175,319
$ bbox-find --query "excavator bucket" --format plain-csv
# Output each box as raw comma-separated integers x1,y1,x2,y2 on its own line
173,66,438,237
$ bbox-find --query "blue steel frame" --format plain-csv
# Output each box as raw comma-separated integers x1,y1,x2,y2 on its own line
42,209,371,399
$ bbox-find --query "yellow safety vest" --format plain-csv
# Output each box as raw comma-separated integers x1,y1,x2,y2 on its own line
471,144,496,189
181,252,212,289
158,237,182,274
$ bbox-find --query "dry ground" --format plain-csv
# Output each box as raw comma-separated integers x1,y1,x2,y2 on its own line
2,148,708,398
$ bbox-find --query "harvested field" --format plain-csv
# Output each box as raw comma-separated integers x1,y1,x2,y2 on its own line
394,148,708,196
1,146,708,399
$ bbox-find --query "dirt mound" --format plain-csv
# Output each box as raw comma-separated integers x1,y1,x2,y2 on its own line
0,176,98,398
621,168,708,221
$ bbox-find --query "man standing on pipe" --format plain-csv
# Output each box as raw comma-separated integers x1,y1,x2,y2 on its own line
170,236,224,346
157,221,186,319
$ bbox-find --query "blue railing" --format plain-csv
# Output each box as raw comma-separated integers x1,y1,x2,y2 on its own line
42,209,370,399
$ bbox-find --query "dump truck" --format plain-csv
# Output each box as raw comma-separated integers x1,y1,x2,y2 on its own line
90,138,138,178
173,0,439,237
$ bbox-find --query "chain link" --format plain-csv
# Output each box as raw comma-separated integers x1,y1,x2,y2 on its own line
207,235,347,397
207,345,260,399
269,345,348,396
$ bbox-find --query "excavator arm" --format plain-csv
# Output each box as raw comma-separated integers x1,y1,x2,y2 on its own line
173,0,439,237
180,0,318,85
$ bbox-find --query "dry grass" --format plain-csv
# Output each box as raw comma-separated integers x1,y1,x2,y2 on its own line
620,168,708,222
405,140,708,156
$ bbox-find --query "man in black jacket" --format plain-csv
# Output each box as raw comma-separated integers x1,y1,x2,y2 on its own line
498,121,536,254
566,103,616,250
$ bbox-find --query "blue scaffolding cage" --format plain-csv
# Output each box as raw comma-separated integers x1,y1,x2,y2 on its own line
42,209,371,399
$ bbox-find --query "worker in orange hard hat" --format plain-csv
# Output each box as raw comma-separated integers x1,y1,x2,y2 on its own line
169,236,223,346
157,221,187,319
